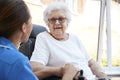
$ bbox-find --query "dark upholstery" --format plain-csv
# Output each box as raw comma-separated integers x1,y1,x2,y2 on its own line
19,24,47,59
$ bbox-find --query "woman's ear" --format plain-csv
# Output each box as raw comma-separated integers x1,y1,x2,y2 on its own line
21,23,27,33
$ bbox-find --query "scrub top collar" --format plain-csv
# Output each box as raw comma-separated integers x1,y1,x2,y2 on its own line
0,36,16,50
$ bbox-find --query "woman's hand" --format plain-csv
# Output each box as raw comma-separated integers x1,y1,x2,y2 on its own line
61,63,80,80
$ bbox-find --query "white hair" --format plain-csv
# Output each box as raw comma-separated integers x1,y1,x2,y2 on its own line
43,2,71,25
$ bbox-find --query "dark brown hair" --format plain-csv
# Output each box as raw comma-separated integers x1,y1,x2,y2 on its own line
0,0,30,38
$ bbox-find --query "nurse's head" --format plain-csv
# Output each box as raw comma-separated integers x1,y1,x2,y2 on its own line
0,0,32,43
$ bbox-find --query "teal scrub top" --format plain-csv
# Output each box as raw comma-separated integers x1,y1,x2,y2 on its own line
0,36,38,80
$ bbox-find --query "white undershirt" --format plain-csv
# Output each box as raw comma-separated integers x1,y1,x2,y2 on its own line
30,31,95,79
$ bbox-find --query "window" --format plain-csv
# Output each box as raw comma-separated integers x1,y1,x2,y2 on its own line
96,0,120,75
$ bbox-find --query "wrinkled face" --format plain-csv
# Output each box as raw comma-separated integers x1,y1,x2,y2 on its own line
48,10,68,37
22,17,33,42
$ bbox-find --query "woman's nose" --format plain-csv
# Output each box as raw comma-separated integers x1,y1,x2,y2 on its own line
55,20,60,24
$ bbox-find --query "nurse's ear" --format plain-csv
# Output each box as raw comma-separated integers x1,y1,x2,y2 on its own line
21,23,27,33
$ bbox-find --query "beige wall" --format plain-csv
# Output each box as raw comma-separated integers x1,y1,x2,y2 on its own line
25,1,46,26
41,0,58,5
78,0,86,13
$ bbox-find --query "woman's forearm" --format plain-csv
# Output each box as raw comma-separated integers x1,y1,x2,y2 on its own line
30,61,62,79
88,59,107,78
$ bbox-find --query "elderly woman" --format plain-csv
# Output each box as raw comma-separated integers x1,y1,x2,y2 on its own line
30,2,108,80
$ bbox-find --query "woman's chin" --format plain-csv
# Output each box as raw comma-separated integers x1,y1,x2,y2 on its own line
54,29,63,34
